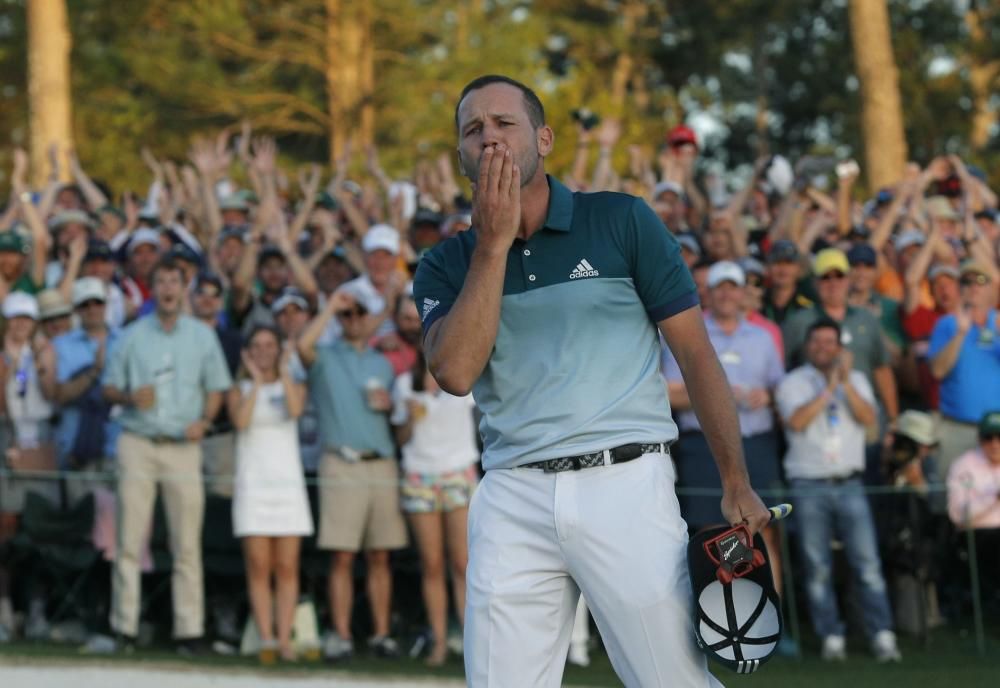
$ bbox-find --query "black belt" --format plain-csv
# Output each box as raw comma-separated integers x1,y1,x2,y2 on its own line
801,471,863,485
522,442,668,473
329,447,382,462
147,435,188,445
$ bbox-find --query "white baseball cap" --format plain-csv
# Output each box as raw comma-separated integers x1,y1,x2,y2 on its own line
893,230,925,254
336,279,381,314
653,181,685,200
362,224,401,255
72,277,108,307
2,291,39,320
707,261,746,288
127,227,162,255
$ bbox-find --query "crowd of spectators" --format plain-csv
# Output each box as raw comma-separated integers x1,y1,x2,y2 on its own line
0,113,997,668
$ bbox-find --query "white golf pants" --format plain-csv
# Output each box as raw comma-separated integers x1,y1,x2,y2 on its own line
464,451,724,687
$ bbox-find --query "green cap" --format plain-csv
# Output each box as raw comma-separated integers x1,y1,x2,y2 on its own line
0,232,28,255
979,411,1000,437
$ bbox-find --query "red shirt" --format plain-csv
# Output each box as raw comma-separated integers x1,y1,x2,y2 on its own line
901,304,945,409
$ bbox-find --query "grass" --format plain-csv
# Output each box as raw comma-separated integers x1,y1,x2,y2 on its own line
1,624,998,687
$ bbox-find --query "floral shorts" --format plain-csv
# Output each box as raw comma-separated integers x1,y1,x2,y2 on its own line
401,464,480,514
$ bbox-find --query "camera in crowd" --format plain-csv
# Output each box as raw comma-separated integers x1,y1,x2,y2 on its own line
571,108,601,131
884,432,922,481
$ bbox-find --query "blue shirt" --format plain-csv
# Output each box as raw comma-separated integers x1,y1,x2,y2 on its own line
928,309,1000,423
307,339,395,458
662,316,784,436
104,314,233,438
413,176,697,469
54,327,123,465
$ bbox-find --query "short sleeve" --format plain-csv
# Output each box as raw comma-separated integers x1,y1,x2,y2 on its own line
927,314,957,359
775,372,815,422
413,247,459,335
625,198,698,322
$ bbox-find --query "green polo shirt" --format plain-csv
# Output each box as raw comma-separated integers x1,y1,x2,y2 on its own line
104,314,233,438
413,176,697,470
781,304,890,384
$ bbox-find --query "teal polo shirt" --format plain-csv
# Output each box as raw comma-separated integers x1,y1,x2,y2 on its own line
104,314,233,438
413,176,697,470
307,339,396,458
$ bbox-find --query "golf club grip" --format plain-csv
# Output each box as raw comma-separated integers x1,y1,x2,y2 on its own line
768,503,793,522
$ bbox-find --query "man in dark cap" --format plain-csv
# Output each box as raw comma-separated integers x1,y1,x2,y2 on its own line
761,239,814,325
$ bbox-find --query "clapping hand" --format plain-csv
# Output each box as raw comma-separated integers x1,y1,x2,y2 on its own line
242,350,265,385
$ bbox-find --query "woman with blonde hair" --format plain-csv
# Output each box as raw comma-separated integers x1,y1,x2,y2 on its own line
227,325,312,663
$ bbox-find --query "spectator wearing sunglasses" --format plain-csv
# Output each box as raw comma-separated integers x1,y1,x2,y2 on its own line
783,249,899,475
929,262,1000,477
296,283,407,661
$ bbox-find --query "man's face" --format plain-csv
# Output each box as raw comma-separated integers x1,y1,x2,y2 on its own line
411,224,441,251
76,299,106,330
216,236,244,276
129,244,160,280
932,216,960,239
56,188,84,211
0,251,24,281
805,327,842,370
153,268,185,316
704,227,733,261
395,298,422,345
190,282,223,321
365,249,396,286
708,282,744,320
41,316,71,339
98,212,123,240
258,255,289,293
960,273,994,310
848,263,876,294
653,191,684,229
767,260,799,289
817,270,849,309
931,274,960,311
7,315,35,341
896,244,921,273
456,82,551,188
275,304,309,340
976,217,998,245
335,296,369,341
316,255,353,294
981,433,1000,465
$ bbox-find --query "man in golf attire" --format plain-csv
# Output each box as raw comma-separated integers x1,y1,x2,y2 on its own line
413,74,768,687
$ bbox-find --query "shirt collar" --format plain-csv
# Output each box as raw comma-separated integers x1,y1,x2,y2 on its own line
705,314,747,335
542,175,574,232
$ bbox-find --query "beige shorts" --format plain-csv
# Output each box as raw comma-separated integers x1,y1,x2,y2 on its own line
317,453,408,552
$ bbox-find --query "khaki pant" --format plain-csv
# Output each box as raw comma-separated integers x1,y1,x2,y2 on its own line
111,433,204,639
317,453,408,552
936,416,980,480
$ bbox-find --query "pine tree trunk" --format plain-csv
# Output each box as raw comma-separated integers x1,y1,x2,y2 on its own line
966,8,998,150
27,0,73,186
848,0,908,191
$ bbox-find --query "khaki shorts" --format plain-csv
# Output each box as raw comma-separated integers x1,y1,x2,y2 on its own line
317,453,408,552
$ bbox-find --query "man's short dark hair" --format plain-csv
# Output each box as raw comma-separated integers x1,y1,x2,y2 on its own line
151,255,185,282
807,316,841,343
455,75,545,132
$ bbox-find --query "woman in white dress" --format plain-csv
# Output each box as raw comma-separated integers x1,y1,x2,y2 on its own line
390,314,480,666
227,326,312,663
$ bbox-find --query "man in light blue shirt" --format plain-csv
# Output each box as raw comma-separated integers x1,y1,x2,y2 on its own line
663,261,786,592
53,278,121,505
102,256,232,652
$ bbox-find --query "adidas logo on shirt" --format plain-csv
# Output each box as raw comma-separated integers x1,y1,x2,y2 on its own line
421,297,440,321
569,258,600,280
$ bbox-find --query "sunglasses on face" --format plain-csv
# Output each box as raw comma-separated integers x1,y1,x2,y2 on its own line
77,299,104,309
960,274,989,287
981,434,1000,444
336,308,367,319
818,272,847,282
